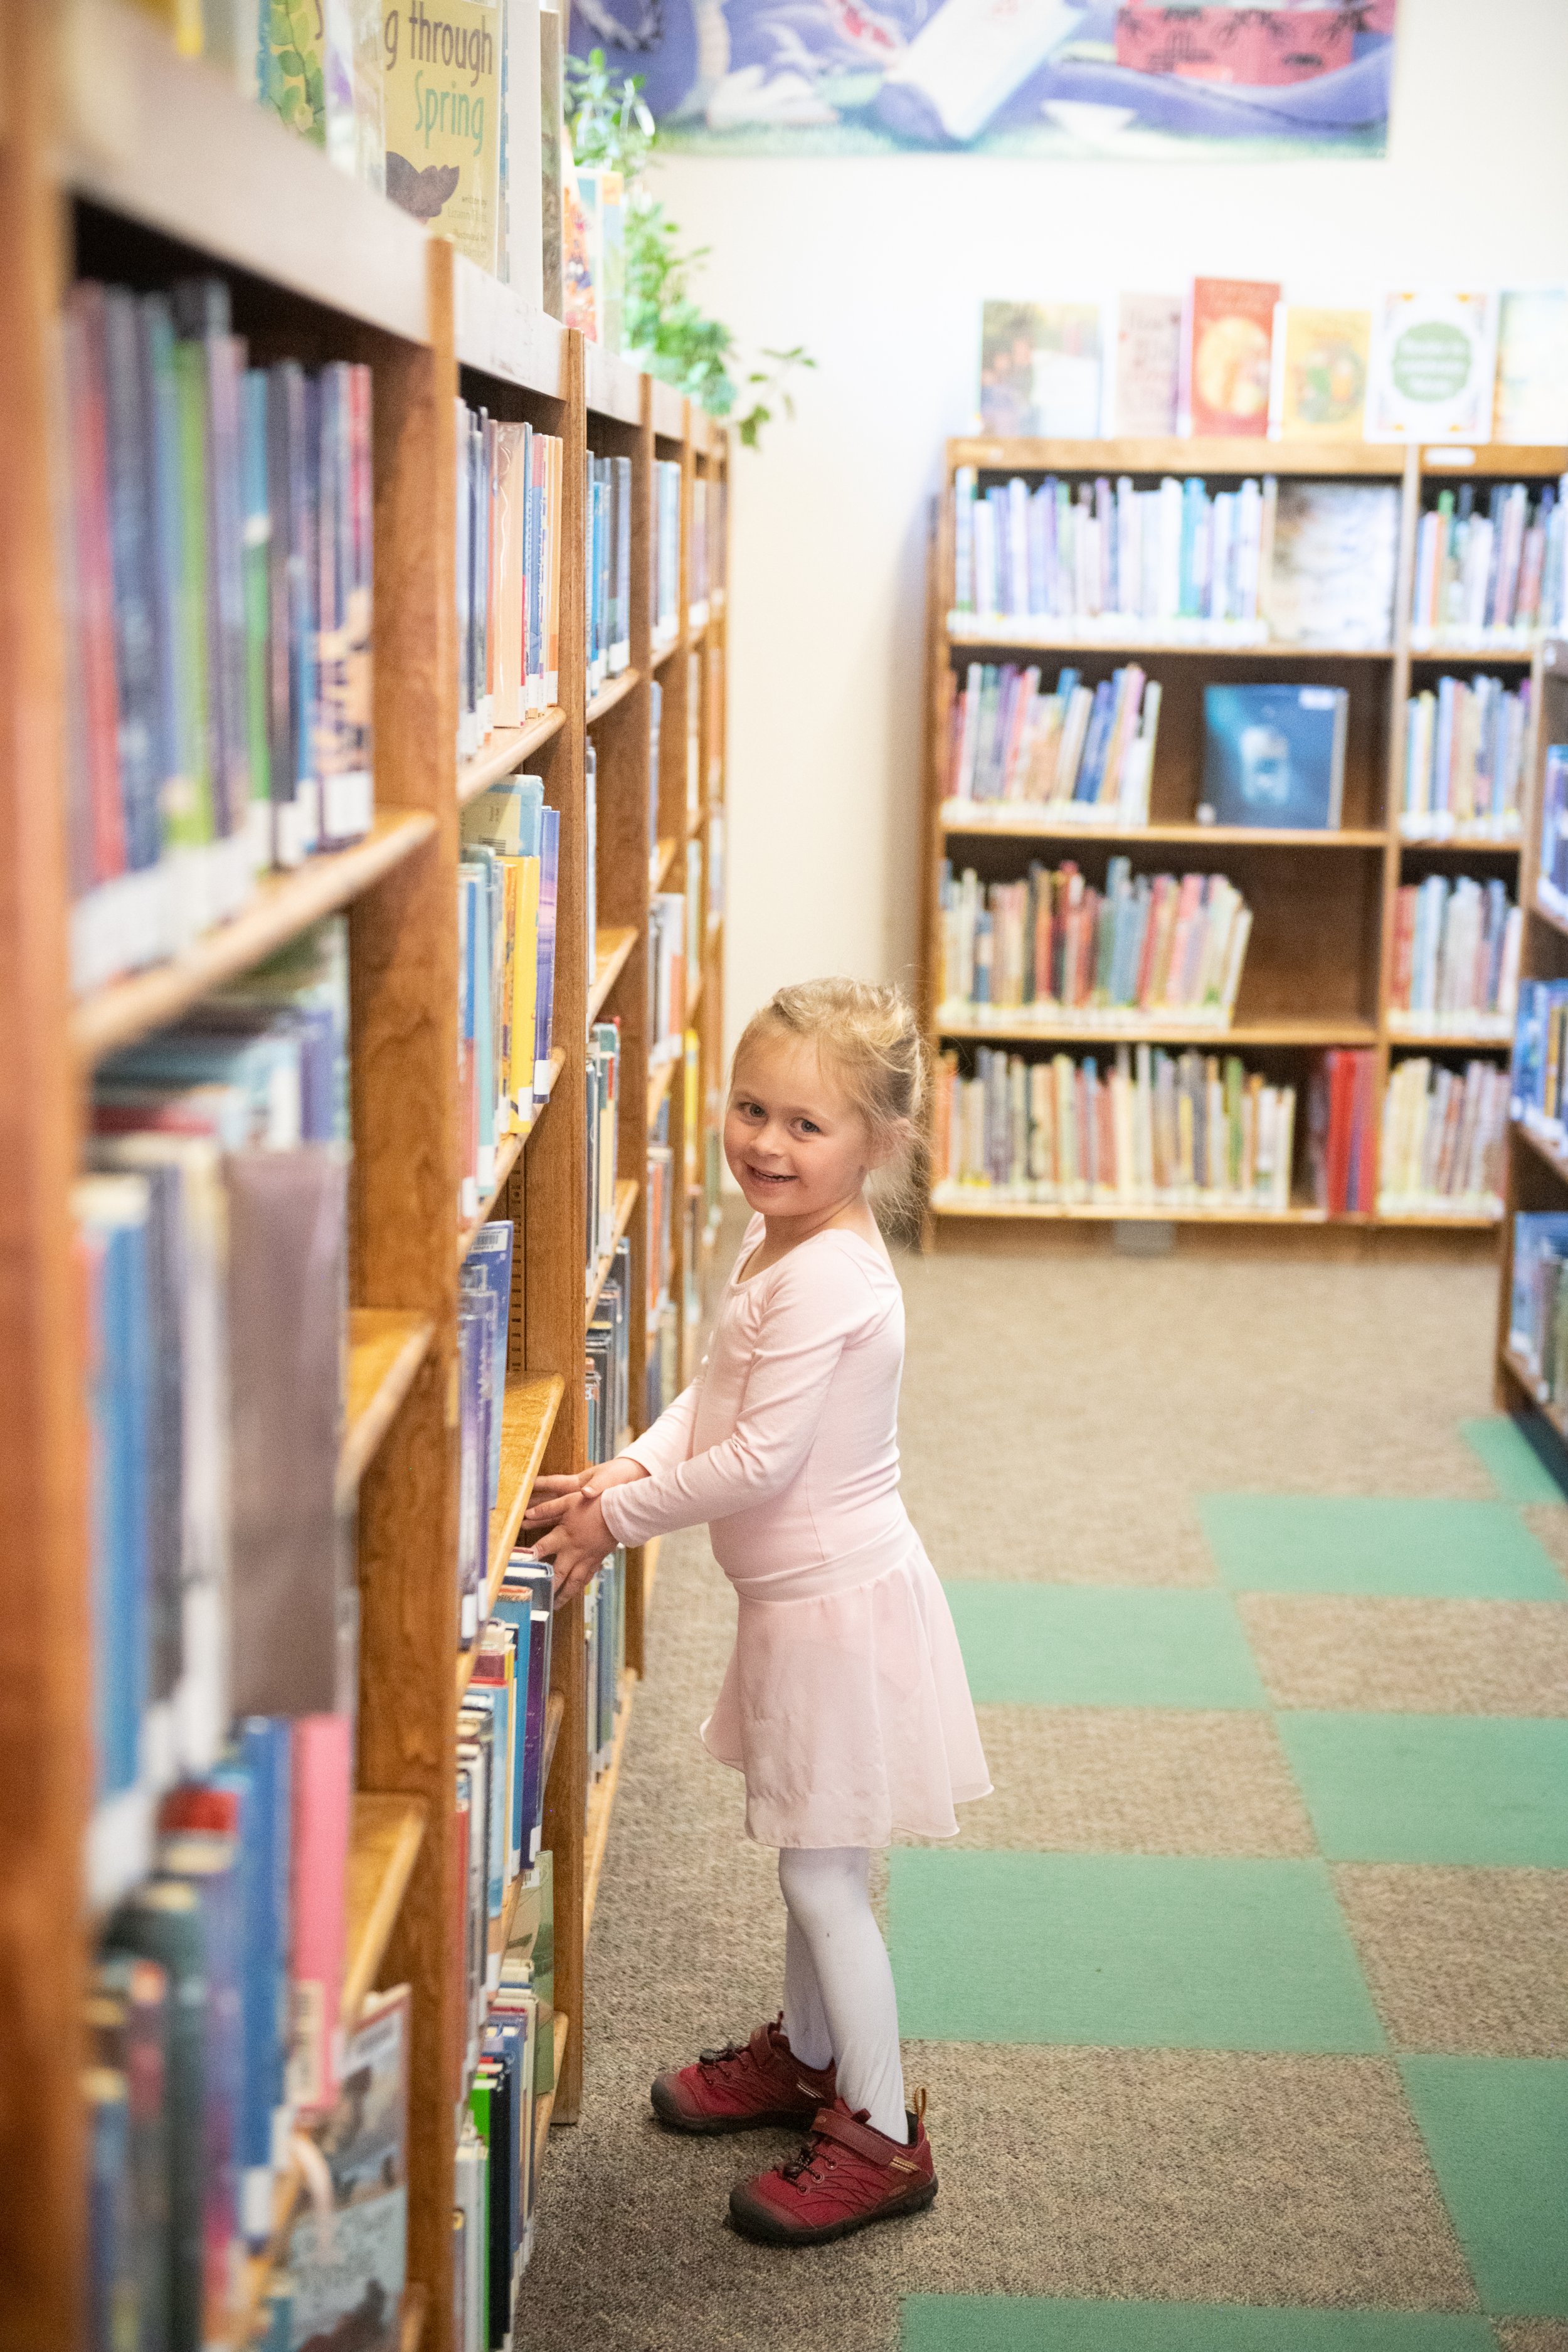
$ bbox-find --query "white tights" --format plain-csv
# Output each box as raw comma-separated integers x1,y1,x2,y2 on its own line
777,1846,907,2142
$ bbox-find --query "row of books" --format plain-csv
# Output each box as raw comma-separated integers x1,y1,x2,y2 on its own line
979,287,1567,448
934,1044,1296,1210
91,1714,356,2352
946,662,1160,825
1400,676,1530,840
588,1242,633,1468
1409,482,1564,648
458,776,562,1213
936,859,1253,1029
457,406,565,758
81,927,351,1915
1378,1059,1508,1221
586,1022,622,1288
953,472,1402,655
690,474,721,614
63,277,373,995
1537,746,1568,921
1310,1050,1379,1216
1508,980,1568,1146
458,1223,516,1648
586,452,633,699
1508,1216,1568,1405
456,1858,555,2352
1387,877,1520,1037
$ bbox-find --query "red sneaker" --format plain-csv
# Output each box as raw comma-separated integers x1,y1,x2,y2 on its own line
728,2093,938,2245
650,2016,836,2134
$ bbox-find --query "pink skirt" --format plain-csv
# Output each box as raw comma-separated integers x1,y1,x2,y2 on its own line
700,1533,993,1849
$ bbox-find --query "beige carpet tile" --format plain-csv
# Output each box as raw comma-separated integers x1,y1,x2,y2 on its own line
1236,1594,1568,1715
1495,2324,1568,2351
900,1705,1317,1857
1333,1866,1568,2058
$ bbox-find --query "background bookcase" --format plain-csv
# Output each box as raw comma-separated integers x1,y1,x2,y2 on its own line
919,433,1566,1248
1496,636,1568,1425
0,5,729,2344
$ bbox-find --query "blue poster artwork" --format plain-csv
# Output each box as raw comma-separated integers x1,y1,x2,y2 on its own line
566,0,1399,159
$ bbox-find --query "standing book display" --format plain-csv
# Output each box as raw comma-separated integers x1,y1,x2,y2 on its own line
0,5,729,2343
922,432,1567,1239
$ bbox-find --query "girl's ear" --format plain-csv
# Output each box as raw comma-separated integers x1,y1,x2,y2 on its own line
865,1116,913,1172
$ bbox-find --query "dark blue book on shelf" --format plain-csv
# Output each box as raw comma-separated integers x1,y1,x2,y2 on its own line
1200,684,1348,830
465,1221,514,1512
235,1717,292,2244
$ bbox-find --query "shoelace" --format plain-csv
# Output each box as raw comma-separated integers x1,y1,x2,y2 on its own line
780,2131,838,2186
696,2040,751,2075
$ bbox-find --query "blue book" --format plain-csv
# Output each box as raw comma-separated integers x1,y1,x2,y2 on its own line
83,1180,152,1803
236,1719,292,2240
457,1300,486,1644
1200,684,1348,831
1073,680,1116,802
465,1222,514,1510
495,1559,553,1861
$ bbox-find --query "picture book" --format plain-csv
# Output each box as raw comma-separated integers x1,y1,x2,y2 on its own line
383,0,502,273
1269,305,1370,440
1181,278,1279,439
1268,481,1400,649
287,1984,410,2352
1493,290,1568,445
979,300,1103,439
1200,683,1348,830
1109,292,1182,437
1367,290,1499,442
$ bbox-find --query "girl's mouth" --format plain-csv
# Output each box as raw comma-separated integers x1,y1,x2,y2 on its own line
746,1164,794,1187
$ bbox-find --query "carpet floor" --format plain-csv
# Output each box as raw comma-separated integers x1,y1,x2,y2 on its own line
514,1237,1568,2352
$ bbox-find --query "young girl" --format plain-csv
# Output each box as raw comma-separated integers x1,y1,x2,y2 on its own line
526,977,990,2245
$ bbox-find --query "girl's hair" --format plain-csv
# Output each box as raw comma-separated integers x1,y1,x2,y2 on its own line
731,977,930,1241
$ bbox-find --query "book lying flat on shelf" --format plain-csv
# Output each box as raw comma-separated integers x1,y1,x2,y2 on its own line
1180,278,1279,440
1269,305,1370,442
1200,684,1348,830
1367,290,1500,443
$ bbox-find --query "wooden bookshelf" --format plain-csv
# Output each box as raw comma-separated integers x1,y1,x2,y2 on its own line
921,435,1567,1246
0,9,733,2344
1496,637,1568,1428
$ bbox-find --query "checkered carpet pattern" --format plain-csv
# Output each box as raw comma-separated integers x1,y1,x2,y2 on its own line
516,1244,1568,2352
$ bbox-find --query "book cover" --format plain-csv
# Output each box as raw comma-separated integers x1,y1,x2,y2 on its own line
1493,290,1568,445
1367,290,1500,442
287,1984,409,2352
979,300,1102,439
1270,305,1370,441
288,1713,352,2121
384,0,501,272
1109,292,1181,438
1182,278,1279,438
104,1880,208,2352
157,1830,244,2347
1268,482,1400,649
1200,683,1347,831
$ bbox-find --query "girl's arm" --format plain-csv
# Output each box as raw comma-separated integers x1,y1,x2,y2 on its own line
599,1244,881,1549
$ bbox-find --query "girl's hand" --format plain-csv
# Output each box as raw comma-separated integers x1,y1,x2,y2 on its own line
522,1456,649,1529
531,1488,613,1608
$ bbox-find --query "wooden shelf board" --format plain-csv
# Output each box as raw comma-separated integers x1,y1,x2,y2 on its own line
588,926,638,1023
456,1052,566,1265
583,1669,640,1945
338,1310,437,1508
1399,832,1522,854
931,1192,1343,1226
1515,1118,1568,1189
586,342,642,425
586,1180,640,1325
936,1015,1379,1048
647,1056,673,1125
687,808,705,842
941,810,1387,849
457,1374,567,1698
542,1689,565,1792
650,633,681,672
687,971,704,1021
58,0,430,346
950,433,1407,480
73,810,437,1066
1421,445,1568,478
650,378,686,440
531,2012,573,2176
1377,1207,1503,1229
586,669,639,728
452,255,568,397
946,626,1394,660
1533,892,1568,945
342,1793,428,2028
1387,1029,1511,1051
652,837,678,891
1408,642,1536,664
457,709,566,806
398,2284,429,2352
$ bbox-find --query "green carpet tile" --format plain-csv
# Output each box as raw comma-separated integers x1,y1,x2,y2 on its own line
943,1583,1268,1710
889,1849,1385,2053
901,2302,1496,2351
1199,1496,1567,1601
1459,1417,1568,1507
1276,1715,1568,1868
1400,2059,1568,2316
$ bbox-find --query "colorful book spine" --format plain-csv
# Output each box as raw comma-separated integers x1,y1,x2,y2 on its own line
1408,477,1568,646
455,405,564,757
1378,1057,1507,1220
1386,876,1520,1036
1401,674,1531,840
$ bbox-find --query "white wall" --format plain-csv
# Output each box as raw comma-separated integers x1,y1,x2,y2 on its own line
651,0,1568,1065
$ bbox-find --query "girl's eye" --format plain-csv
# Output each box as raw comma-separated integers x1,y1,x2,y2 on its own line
797,1119,820,1135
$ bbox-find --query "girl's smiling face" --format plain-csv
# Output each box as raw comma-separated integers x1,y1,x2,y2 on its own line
724,1031,878,1224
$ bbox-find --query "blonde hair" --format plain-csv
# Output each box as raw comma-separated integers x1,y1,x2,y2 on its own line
732,977,929,1240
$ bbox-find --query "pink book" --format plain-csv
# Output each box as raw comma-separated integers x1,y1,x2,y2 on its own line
289,1714,352,2121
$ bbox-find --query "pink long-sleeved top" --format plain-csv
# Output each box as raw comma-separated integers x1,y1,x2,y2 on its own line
599,1214,990,1848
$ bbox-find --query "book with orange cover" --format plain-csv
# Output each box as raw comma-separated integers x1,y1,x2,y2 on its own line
1181,277,1279,439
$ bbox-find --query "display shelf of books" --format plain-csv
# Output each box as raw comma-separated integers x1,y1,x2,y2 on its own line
922,434,1565,1244
1496,638,1568,1431
0,6,731,2343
